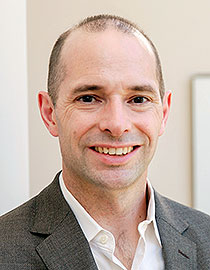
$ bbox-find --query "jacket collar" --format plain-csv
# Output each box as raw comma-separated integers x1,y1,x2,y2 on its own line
29,172,98,270
155,192,197,270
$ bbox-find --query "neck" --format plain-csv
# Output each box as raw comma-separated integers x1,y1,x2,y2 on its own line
62,168,148,232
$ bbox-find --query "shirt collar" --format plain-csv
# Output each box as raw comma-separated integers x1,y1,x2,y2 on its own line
143,179,162,246
59,174,102,241
59,173,161,246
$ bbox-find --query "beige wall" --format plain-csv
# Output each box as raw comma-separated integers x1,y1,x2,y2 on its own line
27,0,210,207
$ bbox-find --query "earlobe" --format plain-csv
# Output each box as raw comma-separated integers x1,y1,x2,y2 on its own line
159,91,172,136
38,91,58,137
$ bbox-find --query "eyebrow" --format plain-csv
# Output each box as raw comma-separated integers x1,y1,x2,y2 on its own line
72,85,103,95
71,84,157,95
129,85,157,94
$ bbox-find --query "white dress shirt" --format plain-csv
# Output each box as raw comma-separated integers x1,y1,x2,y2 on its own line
59,174,164,270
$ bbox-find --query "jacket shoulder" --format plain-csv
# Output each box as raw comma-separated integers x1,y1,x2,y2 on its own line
155,192,210,226
0,193,43,267
0,173,62,267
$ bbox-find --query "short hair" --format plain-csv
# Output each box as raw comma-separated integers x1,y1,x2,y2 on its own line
48,14,165,106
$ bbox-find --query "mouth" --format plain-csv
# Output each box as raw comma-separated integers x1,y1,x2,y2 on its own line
90,146,139,156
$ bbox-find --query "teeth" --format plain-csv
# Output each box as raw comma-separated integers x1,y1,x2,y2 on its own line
103,147,109,154
128,146,132,153
123,147,128,154
109,148,115,155
94,146,134,155
116,148,123,155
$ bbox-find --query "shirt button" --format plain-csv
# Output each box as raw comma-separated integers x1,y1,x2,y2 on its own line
99,234,108,244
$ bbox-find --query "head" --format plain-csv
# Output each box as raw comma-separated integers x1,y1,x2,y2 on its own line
47,14,165,106
39,14,171,192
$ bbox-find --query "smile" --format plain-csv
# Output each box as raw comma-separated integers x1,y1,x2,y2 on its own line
93,146,137,156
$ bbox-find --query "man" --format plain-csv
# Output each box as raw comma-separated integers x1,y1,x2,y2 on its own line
0,14,210,270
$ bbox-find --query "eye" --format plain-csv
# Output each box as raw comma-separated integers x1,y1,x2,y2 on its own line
130,96,149,104
77,95,96,103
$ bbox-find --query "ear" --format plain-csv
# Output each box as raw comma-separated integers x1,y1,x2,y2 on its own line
38,91,58,137
159,91,172,136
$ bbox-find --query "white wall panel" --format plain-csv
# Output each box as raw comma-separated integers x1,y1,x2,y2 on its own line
0,0,29,215
192,75,210,215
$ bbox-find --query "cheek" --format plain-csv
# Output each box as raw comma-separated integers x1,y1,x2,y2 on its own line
69,111,98,140
134,110,162,140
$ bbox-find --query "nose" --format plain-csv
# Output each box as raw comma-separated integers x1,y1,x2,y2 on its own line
98,97,132,137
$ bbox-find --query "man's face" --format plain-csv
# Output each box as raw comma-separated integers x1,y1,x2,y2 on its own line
48,29,170,190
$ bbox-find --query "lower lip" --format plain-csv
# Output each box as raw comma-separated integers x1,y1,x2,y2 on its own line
89,147,139,165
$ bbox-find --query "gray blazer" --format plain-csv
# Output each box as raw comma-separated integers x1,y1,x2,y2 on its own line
1,172,210,270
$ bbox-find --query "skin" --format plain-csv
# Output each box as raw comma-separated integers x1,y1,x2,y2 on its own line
38,28,171,268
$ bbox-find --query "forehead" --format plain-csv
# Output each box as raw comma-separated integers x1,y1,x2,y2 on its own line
60,28,158,89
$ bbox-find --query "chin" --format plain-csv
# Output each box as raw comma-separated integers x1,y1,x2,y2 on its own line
88,169,142,191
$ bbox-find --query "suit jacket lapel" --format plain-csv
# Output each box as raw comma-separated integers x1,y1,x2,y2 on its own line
155,192,197,270
35,212,98,270
29,172,98,270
